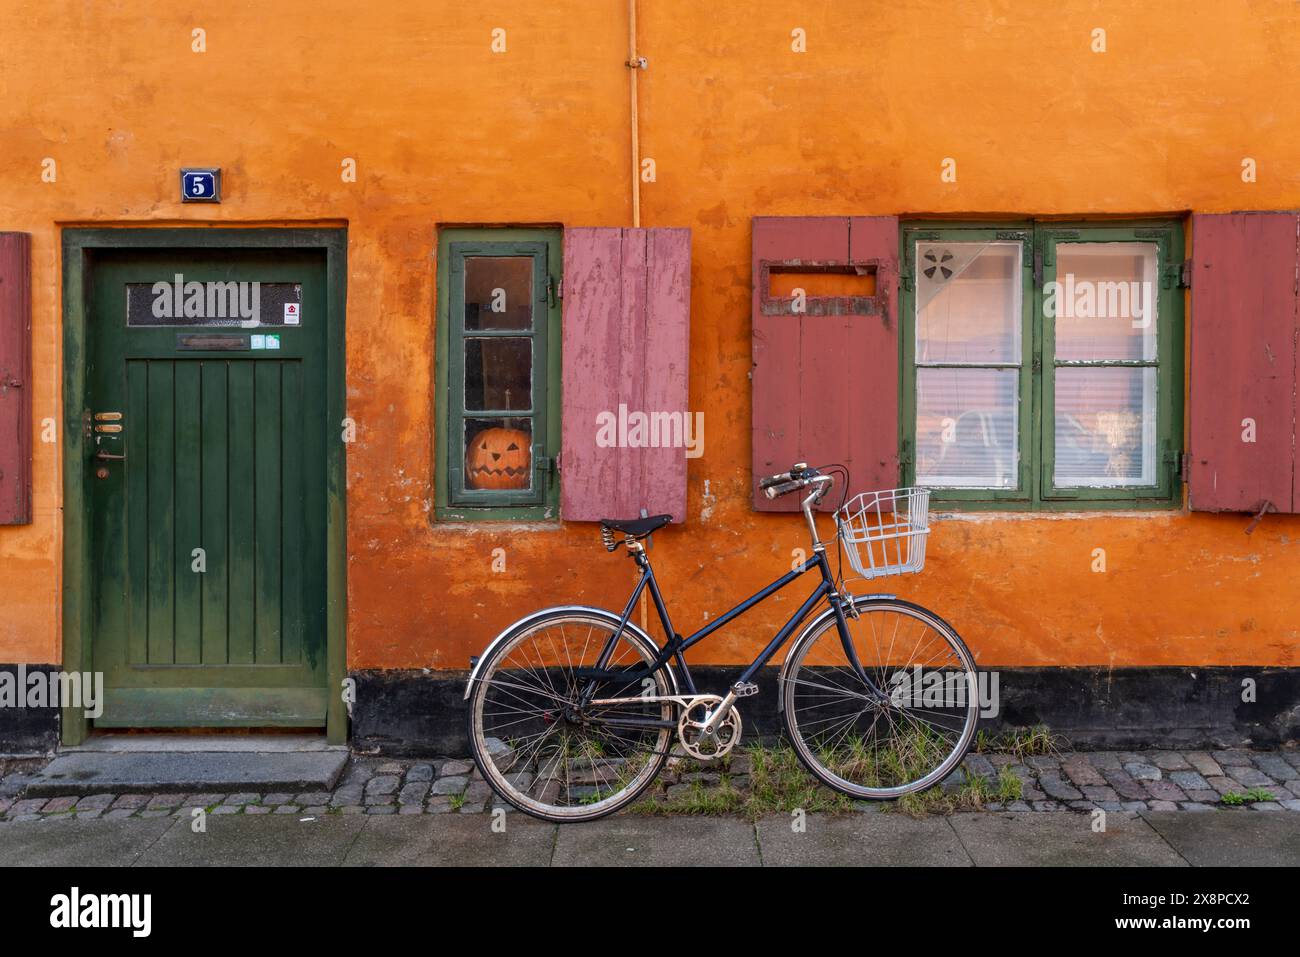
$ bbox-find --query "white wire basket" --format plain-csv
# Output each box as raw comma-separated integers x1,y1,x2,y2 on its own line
835,487,931,580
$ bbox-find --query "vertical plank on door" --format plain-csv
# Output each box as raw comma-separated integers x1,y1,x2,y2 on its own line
253,362,283,663
145,361,176,664
200,361,230,665
280,360,304,664
125,360,150,666
172,362,202,664
1189,212,1299,512
226,361,256,664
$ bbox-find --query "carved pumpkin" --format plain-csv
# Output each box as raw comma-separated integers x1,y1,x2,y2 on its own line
466,427,531,490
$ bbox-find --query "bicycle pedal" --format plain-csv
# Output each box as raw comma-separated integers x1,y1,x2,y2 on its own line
732,681,759,698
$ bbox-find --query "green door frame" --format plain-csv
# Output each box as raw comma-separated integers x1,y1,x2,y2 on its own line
61,227,348,745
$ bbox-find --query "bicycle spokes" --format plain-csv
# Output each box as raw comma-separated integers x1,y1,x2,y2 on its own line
784,601,978,797
470,615,672,819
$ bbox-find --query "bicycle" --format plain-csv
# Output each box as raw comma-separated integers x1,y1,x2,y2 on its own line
465,463,980,822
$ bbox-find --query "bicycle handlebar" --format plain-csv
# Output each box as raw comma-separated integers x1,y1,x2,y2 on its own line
760,463,833,502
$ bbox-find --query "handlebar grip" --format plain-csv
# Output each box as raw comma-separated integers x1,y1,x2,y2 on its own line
763,479,804,500
759,471,792,490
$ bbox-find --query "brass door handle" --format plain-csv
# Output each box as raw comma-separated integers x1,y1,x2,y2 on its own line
95,451,126,461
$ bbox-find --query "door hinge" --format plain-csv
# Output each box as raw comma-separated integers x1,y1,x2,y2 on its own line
1033,249,1044,286
1180,259,1192,288
901,274,914,293
1180,452,1190,482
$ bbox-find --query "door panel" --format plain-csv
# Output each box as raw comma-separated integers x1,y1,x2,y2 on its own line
88,250,328,726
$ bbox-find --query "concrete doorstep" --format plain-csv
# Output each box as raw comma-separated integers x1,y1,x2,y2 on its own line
24,749,348,797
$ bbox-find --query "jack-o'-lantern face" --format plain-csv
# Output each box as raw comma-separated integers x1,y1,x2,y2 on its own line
466,427,531,490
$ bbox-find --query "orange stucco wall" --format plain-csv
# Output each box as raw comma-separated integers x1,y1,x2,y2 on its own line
1,1,1298,671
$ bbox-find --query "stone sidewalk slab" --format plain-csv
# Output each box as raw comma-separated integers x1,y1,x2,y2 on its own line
1139,810,1300,866
948,812,1187,867
756,811,971,866
0,816,176,866
344,814,555,866
551,815,760,866
135,814,364,867
26,751,348,797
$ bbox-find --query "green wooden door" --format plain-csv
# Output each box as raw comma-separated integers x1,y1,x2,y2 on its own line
86,250,329,726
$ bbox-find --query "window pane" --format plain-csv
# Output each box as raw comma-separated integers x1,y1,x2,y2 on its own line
916,368,1018,488
464,257,533,331
126,281,301,327
465,337,531,411
1054,367,1156,487
464,418,533,491
916,241,1021,364
1052,243,1157,361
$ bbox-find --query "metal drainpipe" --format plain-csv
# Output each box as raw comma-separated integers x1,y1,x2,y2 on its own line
627,0,642,228
629,0,650,632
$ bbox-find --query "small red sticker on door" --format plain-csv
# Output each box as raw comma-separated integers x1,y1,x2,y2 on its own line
284,302,300,325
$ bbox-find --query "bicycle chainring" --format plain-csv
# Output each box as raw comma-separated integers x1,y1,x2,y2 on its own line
677,700,742,761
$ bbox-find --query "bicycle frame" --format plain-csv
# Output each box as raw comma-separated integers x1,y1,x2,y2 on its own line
580,543,886,732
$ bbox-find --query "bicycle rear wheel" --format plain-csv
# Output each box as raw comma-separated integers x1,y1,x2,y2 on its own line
467,610,674,822
781,597,979,799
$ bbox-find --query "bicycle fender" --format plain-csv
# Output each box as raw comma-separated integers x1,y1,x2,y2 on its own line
462,605,680,700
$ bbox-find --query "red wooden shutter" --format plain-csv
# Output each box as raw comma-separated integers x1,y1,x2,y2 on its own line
751,216,899,511
1188,212,1299,513
560,227,691,522
0,233,32,525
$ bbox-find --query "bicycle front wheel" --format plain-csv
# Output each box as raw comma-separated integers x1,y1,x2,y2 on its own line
467,610,674,822
781,598,979,799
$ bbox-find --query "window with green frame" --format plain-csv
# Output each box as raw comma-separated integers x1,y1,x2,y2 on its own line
435,228,561,520
899,221,1185,509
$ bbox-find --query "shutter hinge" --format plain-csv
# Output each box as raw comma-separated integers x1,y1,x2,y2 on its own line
1164,448,1188,482
535,454,556,489
901,275,914,293
1180,259,1191,288
899,438,912,469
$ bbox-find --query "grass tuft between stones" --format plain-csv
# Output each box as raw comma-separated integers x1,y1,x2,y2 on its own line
629,742,1022,821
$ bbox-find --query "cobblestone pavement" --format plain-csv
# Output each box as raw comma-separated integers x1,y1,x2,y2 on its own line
2,748,1299,822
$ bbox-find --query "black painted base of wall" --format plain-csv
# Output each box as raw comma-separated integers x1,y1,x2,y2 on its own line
8,664,1293,758
349,665,1300,757
0,666,62,755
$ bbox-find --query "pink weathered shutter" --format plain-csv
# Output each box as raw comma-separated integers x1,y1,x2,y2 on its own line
1188,212,1298,513
751,216,899,511
0,233,32,525
561,227,691,522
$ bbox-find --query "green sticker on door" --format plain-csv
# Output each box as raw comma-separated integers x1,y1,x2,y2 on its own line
250,334,281,350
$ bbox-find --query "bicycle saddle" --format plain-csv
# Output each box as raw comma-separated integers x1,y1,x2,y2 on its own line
598,514,672,537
